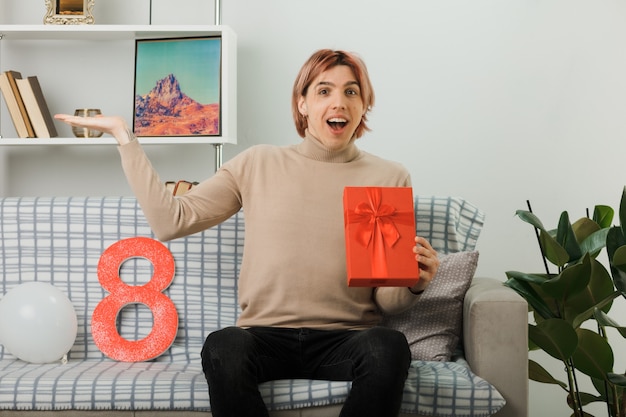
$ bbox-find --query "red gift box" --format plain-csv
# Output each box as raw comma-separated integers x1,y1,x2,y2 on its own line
343,186,420,287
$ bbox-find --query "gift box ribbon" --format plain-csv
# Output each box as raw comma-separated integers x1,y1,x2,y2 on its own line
345,188,414,277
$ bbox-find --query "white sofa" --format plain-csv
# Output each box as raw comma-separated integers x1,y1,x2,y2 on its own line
0,196,528,417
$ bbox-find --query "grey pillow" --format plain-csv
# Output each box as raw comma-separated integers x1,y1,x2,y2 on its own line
381,251,479,361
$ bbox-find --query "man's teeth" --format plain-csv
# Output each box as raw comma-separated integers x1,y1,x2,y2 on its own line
327,118,348,129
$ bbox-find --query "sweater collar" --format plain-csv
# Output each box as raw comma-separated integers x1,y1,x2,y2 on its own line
295,130,361,163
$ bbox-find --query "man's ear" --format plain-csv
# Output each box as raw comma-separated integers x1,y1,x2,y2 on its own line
297,97,307,116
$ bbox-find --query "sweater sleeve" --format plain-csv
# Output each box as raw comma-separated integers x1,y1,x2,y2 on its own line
117,140,243,241
374,287,421,315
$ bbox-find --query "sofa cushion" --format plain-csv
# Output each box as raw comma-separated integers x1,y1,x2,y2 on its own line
0,356,504,416
382,251,479,361
400,357,504,416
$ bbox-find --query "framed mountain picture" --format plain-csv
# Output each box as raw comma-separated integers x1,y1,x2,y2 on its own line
133,36,222,137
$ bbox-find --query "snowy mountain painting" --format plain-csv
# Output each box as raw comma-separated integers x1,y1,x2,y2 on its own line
133,37,221,137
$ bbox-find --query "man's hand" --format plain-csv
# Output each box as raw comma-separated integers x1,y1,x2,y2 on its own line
54,114,132,145
410,236,439,294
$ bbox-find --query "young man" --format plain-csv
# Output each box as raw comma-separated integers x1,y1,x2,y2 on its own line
55,49,439,417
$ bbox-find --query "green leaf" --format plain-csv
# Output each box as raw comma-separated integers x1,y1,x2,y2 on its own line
591,376,611,402
504,275,556,320
606,226,626,258
566,391,605,416
516,210,569,267
540,230,570,268
572,290,620,329
528,359,567,389
611,245,626,294
578,228,610,259
573,391,604,406
564,258,615,325
557,211,583,263
620,186,626,237
612,245,626,273
542,254,592,300
594,309,626,338
608,372,626,387
593,205,614,229
516,210,547,231
606,227,626,293
505,270,550,285
529,319,578,361
572,217,601,244
571,328,614,380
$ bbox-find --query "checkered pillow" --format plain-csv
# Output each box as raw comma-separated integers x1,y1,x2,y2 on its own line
414,196,484,255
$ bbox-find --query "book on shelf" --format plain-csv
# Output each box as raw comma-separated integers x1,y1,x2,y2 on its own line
166,180,199,196
0,70,36,138
15,76,58,138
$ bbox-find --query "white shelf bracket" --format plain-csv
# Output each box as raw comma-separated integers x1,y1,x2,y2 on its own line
215,0,222,25
213,143,223,171
214,0,223,170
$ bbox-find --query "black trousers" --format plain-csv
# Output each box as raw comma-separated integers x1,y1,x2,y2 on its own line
201,326,411,417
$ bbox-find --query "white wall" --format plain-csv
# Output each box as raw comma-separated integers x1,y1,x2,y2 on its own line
3,1,626,415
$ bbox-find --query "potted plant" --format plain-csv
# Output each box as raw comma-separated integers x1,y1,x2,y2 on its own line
505,187,626,417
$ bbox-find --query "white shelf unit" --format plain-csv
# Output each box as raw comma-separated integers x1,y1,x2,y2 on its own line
0,24,237,146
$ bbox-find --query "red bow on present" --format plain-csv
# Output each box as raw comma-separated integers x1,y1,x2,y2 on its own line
345,188,414,277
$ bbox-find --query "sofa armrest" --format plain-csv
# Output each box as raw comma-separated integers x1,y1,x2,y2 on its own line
463,277,529,417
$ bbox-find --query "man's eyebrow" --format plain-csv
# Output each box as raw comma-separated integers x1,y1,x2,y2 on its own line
315,80,360,87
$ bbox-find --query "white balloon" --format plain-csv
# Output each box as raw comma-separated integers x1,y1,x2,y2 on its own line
0,282,78,363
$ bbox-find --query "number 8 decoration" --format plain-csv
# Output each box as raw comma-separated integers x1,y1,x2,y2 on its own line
92,237,178,362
